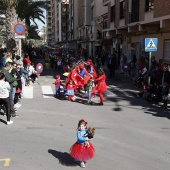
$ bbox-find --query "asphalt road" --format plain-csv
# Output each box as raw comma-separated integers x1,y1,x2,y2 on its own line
0,68,170,170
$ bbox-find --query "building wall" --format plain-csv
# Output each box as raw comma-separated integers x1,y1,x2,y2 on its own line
139,0,145,22
154,0,170,18
127,33,170,62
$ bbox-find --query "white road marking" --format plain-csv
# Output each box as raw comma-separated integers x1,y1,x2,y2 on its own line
108,85,133,97
104,90,117,97
42,86,54,98
24,86,33,98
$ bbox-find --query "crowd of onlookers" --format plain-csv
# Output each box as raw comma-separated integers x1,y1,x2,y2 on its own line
0,49,38,125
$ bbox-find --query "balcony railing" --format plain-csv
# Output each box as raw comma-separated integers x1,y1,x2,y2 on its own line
129,11,139,23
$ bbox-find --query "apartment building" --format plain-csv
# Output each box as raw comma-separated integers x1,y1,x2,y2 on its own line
76,0,107,57
46,0,52,43
46,0,170,62
46,0,76,47
102,0,170,62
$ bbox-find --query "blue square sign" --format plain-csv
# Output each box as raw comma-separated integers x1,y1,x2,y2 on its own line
145,38,158,52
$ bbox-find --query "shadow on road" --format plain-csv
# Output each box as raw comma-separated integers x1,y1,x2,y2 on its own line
48,149,77,167
106,96,170,120
0,118,7,125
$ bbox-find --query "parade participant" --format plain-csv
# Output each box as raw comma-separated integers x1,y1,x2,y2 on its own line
86,60,97,79
54,75,61,98
66,80,76,101
94,68,107,105
70,119,95,168
86,74,95,105
0,71,13,125
70,64,83,92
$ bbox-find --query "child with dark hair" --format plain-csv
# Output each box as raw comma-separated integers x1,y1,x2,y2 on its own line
70,119,95,168
54,75,61,98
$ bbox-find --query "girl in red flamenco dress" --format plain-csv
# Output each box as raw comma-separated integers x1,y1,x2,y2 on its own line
70,119,95,168
94,68,107,105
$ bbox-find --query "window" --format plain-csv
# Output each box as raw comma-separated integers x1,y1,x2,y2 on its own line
103,20,108,29
164,40,170,60
120,1,125,19
110,6,115,22
145,0,154,12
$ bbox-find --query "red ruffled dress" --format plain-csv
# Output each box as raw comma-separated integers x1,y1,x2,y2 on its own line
95,74,107,92
70,129,95,162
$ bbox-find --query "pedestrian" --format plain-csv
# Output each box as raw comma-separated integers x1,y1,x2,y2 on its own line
0,71,13,125
54,75,61,98
94,68,107,105
70,119,95,168
2,62,18,117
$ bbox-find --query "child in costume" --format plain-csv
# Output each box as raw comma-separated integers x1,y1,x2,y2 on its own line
54,75,61,97
86,74,95,105
65,80,76,101
70,119,95,168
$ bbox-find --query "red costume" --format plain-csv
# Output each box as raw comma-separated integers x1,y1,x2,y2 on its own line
95,74,107,105
66,83,75,101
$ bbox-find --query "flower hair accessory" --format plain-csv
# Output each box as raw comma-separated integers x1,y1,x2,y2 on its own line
79,119,88,125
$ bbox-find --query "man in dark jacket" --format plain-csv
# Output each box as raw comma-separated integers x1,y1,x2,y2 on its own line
2,62,19,117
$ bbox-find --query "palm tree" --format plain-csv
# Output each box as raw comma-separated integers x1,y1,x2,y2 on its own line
0,0,18,51
27,25,41,39
0,0,47,51
16,0,47,27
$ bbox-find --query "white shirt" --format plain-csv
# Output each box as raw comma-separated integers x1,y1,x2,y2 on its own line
0,81,10,98
27,65,35,76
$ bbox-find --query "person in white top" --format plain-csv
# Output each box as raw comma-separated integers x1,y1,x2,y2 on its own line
27,62,37,83
0,71,13,125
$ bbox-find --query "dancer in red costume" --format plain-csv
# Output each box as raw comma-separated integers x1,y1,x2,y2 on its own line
70,119,95,168
86,59,97,79
94,68,107,105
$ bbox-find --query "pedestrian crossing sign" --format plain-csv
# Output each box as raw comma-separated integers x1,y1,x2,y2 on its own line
145,38,158,52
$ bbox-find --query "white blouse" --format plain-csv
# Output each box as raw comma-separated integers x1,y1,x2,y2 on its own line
0,81,10,98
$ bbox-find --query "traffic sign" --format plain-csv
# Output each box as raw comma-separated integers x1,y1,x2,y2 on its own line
14,23,26,35
36,63,43,74
145,38,158,52
15,35,26,39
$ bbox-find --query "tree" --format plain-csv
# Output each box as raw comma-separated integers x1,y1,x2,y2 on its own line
0,0,18,51
27,25,41,39
16,0,47,27
0,0,47,51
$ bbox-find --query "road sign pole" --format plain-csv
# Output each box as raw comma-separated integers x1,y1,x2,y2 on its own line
19,39,21,57
148,52,152,85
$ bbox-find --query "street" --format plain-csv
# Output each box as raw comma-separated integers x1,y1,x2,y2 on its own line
0,69,170,170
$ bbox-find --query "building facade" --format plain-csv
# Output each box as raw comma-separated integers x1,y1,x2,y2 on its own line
46,0,170,62
102,0,170,62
